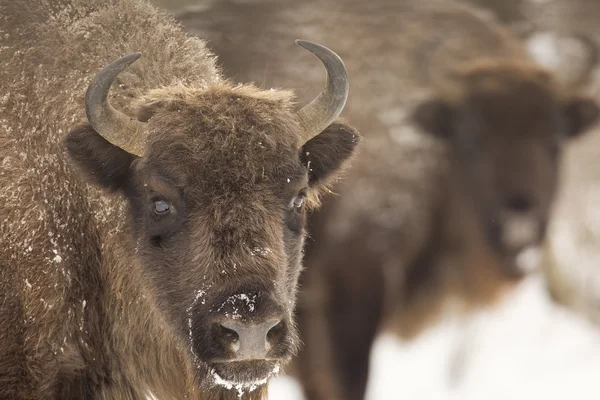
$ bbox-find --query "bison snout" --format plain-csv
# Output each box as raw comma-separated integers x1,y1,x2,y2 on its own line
216,319,286,361
501,193,545,249
495,193,547,276
504,193,535,214
191,288,296,365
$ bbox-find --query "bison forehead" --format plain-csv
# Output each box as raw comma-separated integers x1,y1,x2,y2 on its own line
447,61,565,135
461,89,562,136
140,85,302,148
442,60,560,106
141,85,304,182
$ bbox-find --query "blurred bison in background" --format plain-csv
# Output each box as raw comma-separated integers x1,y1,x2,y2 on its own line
156,0,600,399
0,0,360,398
463,0,600,331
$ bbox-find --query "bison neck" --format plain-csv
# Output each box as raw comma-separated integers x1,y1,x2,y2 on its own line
393,168,515,338
439,171,515,308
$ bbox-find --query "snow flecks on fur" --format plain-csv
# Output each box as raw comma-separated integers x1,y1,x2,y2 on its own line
250,247,271,258
52,249,63,264
213,293,258,320
187,285,212,365
80,300,87,332
211,364,280,398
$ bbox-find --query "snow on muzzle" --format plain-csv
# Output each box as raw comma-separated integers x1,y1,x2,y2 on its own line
187,285,294,373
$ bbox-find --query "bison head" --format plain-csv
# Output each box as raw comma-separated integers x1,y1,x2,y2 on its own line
413,59,599,278
65,41,360,391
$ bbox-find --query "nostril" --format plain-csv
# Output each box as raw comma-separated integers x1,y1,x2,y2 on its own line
266,320,286,345
215,324,239,346
505,194,533,213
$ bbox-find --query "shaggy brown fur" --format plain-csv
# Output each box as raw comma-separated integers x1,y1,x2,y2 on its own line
0,0,360,399
165,1,600,399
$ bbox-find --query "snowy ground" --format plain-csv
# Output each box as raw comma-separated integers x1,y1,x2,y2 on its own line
269,274,600,400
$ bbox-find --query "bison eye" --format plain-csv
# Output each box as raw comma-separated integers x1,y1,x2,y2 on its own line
291,192,306,210
154,199,170,215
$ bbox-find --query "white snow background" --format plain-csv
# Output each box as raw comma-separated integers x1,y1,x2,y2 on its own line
269,274,600,400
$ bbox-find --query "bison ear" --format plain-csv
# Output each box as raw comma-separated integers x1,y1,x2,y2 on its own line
136,99,181,122
301,121,361,187
65,123,137,192
564,96,600,138
412,98,454,138
137,100,165,122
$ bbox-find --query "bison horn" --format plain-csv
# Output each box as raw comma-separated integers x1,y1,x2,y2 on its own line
85,53,146,156
295,40,349,142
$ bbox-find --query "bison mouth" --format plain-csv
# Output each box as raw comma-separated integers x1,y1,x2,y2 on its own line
504,244,543,278
488,215,546,278
208,360,281,393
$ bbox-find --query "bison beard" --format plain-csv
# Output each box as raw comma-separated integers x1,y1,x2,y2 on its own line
0,0,361,398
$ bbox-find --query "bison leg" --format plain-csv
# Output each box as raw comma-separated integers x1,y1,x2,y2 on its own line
326,259,385,400
297,232,385,400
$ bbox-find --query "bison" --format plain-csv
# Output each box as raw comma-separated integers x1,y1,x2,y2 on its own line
166,0,600,398
0,0,360,399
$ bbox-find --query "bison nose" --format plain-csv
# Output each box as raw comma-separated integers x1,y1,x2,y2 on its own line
505,194,534,213
217,319,286,361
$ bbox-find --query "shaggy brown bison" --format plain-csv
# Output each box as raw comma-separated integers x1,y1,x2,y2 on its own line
165,0,600,398
0,0,360,398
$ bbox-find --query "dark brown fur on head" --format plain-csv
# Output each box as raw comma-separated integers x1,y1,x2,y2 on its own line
65,82,360,394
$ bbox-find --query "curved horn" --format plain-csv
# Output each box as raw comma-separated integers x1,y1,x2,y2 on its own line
295,40,349,142
85,53,146,156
